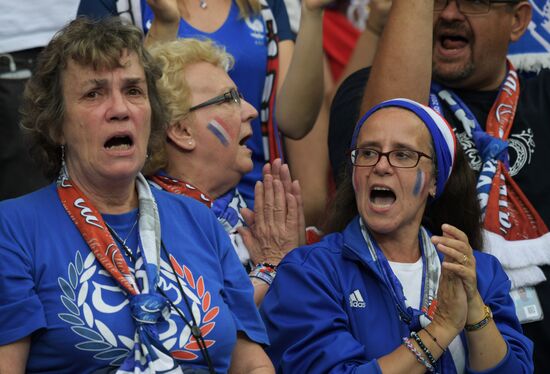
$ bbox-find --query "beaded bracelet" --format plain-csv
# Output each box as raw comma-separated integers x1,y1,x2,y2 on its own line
411,331,436,367
424,326,446,353
249,263,277,285
402,337,434,373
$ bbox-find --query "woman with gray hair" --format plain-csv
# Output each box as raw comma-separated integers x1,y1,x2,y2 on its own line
0,17,273,374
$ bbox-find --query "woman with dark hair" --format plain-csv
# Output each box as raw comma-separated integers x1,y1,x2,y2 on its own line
260,98,533,373
0,17,273,373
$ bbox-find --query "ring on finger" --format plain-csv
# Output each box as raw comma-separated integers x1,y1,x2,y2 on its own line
461,254,468,265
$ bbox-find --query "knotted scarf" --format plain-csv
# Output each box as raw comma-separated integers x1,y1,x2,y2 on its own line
430,62,550,289
149,174,212,208
150,173,251,265
57,167,182,373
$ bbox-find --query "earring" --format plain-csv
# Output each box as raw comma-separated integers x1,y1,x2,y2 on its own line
61,144,66,168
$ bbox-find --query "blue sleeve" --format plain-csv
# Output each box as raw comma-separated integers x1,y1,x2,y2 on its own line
260,248,382,374
465,253,534,374
267,0,295,41
214,213,269,346
0,203,47,345
77,0,118,18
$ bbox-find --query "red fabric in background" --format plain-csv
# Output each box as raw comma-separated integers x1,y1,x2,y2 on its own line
323,9,360,81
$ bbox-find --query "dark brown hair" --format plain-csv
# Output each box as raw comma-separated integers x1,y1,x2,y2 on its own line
20,16,167,180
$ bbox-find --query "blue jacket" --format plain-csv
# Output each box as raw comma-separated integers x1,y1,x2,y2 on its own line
260,217,533,373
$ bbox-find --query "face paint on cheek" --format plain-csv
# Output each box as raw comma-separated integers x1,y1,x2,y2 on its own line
413,169,425,197
207,119,230,147
214,116,238,140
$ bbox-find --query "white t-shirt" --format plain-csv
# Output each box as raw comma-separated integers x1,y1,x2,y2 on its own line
0,0,80,53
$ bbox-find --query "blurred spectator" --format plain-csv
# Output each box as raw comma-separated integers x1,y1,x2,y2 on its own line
0,1,79,200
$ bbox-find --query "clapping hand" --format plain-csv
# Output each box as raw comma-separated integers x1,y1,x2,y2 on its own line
238,159,305,266
432,224,486,325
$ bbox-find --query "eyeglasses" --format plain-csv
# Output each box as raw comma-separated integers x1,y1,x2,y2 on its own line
189,88,243,112
350,148,433,168
434,0,519,15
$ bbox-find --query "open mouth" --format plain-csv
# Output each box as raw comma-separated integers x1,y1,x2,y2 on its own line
104,135,134,150
239,133,252,146
439,33,469,49
370,186,396,207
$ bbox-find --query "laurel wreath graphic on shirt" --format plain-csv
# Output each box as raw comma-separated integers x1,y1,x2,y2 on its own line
57,251,131,366
165,254,219,361
57,251,219,364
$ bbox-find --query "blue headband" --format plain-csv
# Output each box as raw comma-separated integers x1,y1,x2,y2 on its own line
350,98,456,199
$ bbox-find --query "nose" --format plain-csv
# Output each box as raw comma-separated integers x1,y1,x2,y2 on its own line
372,152,393,175
437,0,466,20
107,90,130,122
241,97,258,123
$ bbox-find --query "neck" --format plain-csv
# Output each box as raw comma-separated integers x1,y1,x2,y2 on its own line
67,166,138,214
370,227,421,263
165,146,235,199
436,63,508,92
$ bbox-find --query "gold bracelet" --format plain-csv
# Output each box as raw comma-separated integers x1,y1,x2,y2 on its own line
465,305,493,331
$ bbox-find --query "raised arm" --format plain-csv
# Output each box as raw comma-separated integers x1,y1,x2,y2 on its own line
360,0,434,112
334,0,392,93
143,0,181,46
275,0,327,139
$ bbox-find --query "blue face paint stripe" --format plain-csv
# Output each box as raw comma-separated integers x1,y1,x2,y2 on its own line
413,170,424,196
207,120,229,147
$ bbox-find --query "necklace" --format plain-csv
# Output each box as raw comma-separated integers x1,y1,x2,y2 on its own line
199,0,207,9
106,218,138,258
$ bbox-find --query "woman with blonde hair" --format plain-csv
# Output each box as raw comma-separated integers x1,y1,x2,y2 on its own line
146,38,305,305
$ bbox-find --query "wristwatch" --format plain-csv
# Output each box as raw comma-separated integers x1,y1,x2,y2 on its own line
465,305,493,331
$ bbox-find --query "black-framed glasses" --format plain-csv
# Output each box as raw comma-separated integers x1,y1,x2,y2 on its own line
188,88,243,112
350,148,433,168
434,0,519,15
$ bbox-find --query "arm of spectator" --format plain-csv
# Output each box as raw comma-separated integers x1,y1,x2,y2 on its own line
229,332,275,373
143,0,181,47
360,0,433,112
285,56,332,227
0,337,31,374
275,0,329,139
333,0,392,96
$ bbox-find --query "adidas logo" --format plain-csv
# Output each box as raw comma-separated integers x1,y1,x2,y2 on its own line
349,289,366,308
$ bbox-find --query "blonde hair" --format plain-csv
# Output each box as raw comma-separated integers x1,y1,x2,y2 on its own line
144,38,234,175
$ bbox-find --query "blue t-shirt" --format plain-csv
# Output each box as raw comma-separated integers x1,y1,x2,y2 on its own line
141,0,294,207
0,184,267,373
